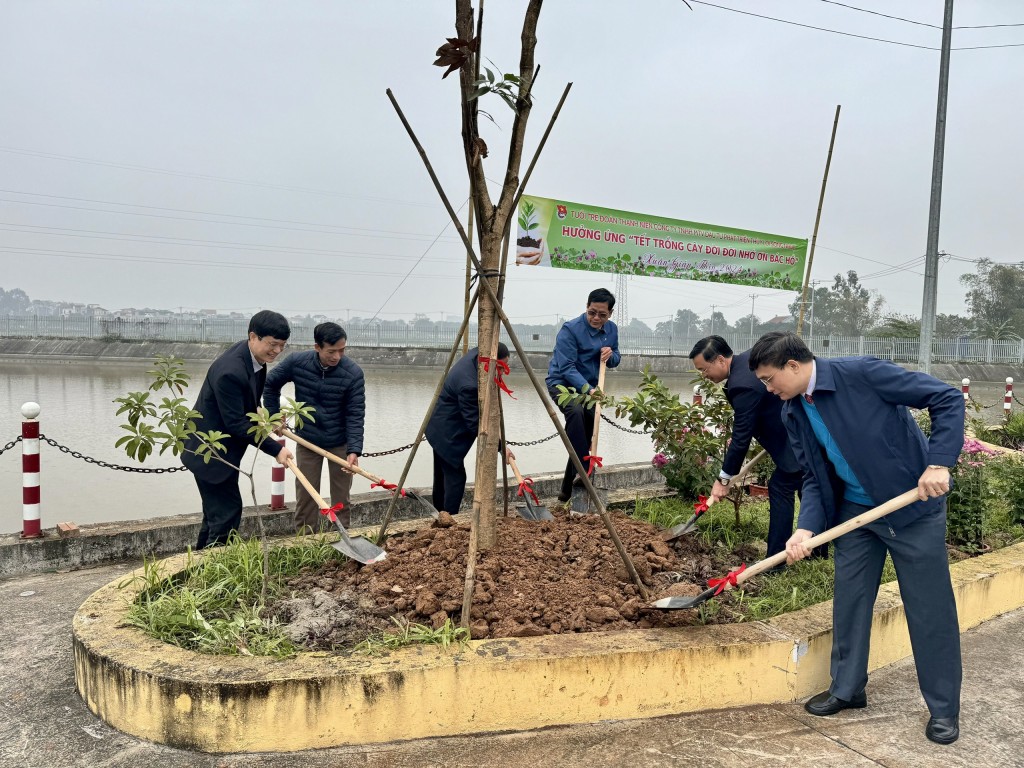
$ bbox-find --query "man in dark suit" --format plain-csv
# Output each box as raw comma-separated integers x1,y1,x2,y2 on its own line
749,331,963,746
425,345,514,515
182,310,294,549
690,335,804,562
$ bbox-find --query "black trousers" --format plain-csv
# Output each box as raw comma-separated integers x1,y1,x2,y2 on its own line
830,499,961,717
432,448,468,514
551,388,596,498
766,466,803,557
193,474,243,550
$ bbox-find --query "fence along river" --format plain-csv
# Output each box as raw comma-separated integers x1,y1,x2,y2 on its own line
0,360,1014,530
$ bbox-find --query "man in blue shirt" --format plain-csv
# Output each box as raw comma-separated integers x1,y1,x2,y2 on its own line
546,288,621,502
749,331,963,746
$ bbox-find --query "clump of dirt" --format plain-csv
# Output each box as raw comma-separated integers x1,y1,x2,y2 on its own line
516,235,540,248
270,510,757,651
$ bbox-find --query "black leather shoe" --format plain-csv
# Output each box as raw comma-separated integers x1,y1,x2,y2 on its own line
804,690,867,716
926,716,959,745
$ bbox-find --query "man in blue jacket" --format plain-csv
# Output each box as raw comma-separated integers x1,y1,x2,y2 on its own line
425,345,514,515
182,310,293,549
264,322,365,531
689,335,805,564
749,331,964,746
546,288,620,502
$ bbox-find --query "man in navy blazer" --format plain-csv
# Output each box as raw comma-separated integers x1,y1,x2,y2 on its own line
749,331,964,746
182,310,294,549
425,345,514,514
689,335,804,562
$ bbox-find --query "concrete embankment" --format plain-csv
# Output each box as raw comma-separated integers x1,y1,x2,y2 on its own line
1,337,1021,381
0,462,665,578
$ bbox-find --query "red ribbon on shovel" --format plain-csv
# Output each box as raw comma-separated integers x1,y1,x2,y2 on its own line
584,454,603,476
693,495,710,516
708,563,747,595
319,502,345,523
516,476,540,505
371,479,406,497
479,356,516,399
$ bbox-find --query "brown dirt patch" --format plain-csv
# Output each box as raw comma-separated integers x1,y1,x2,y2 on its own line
269,509,755,651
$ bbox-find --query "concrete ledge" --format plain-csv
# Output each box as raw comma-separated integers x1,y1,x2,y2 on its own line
72,538,1024,753
0,463,665,577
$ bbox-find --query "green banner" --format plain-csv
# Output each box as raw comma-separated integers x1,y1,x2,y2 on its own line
515,195,806,291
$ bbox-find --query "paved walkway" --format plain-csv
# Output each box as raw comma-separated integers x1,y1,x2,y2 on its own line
1,562,1021,767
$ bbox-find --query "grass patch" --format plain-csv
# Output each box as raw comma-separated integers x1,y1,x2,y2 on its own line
120,533,339,657
353,616,471,655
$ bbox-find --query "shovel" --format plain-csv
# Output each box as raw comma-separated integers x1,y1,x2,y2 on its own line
570,359,607,514
284,457,387,564
661,449,767,542
652,488,921,610
282,428,439,519
507,455,554,521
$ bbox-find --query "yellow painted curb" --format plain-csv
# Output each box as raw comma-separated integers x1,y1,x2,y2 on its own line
73,541,1024,753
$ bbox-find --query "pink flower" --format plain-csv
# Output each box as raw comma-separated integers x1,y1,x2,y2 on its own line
652,452,668,468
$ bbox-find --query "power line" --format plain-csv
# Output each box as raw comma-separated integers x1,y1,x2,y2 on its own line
815,1,1024,30
689,1,1024,50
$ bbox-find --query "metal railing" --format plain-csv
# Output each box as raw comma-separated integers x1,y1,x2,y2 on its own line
3,314,1024,363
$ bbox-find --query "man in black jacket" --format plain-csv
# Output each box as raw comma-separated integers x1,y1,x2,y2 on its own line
689,335,804,561
425,345,514,515
182,310,293,549
264,322,365,530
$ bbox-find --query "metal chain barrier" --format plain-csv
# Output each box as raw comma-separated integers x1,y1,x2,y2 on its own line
37,434,189,473
1015,392,1024,408
360,442,416,458
0,436,23,456
600,412,648,435
506,432,559,447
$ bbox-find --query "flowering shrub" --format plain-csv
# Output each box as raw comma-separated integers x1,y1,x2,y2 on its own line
947,437,1002,549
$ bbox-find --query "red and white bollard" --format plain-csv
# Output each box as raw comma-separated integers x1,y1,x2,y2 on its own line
961,378,970,407
1005,377,1014,421
270,437,286,510
21,402,42,539
692,385,703,405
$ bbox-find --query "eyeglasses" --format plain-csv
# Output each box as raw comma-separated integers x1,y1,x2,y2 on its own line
259,337,288,352
586,309,610,320
757,370,779,386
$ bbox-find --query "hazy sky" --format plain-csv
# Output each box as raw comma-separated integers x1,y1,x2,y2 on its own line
2,1,1022,329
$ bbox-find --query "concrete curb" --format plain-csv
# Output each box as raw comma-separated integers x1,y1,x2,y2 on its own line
71,537,1024,753
0,462,665,577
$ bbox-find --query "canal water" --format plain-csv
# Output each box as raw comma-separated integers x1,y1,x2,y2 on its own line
0,361,1012,529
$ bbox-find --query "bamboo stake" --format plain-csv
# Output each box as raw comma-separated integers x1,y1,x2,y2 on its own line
386,88,649,599
797,104,841,338
374,288,479,542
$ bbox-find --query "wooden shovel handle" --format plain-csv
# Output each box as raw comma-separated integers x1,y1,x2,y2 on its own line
731,488,922,586
589,359,608,457
506,454,526,485
283,456,329,509
282,428,384,486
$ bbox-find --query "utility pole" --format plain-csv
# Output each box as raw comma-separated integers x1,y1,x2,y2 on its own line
748,294,757,340
709,305,717,334
919,0,955,374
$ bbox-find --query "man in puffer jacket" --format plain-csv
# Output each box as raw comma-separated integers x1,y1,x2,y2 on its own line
264,322,365,530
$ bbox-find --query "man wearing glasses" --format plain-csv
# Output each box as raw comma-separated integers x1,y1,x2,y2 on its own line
182,310,294,549
689,334,805,567
546,288,620,502
749,331,963,745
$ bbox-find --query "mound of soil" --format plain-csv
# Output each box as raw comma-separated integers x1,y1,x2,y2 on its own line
271,510,761,651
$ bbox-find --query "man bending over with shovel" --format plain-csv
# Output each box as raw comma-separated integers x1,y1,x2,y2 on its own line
546,288,620,503
425,344,514,515
264,322,365,532
749,331,964,745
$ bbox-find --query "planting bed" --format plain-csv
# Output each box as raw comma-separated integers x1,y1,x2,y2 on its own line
268,509,760,647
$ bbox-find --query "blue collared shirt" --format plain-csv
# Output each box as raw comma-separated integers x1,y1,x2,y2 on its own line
545,313,620,391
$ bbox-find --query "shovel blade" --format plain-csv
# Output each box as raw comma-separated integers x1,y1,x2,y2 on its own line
660,512,700,542
332,535,387,564
518,499,553,521
650,586,718,611
405,489,440,520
